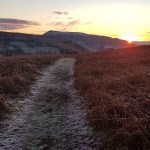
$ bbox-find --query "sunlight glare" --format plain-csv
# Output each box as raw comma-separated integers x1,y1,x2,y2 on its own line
119,34,140,43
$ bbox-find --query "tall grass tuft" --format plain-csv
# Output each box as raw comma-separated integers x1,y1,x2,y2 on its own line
0,54,60,118
75,46,150,150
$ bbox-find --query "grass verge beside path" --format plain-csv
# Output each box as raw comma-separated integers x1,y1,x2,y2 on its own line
0,54,60,119
75,46,150,150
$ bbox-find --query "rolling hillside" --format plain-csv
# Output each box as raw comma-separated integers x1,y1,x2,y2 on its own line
0,31,134,55
44,30,133,51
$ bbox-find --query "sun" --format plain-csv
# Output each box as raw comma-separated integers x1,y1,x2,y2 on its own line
119,34,140,43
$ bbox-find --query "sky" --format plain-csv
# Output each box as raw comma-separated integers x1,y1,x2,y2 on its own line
0,0,150,41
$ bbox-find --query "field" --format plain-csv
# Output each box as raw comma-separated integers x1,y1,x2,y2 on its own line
75,46,150,149
0,46,149,149
0,54,60,119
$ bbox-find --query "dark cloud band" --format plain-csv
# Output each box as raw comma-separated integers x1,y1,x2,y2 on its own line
0,18,40,30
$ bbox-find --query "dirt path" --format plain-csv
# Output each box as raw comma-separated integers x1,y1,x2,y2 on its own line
0,58,101,150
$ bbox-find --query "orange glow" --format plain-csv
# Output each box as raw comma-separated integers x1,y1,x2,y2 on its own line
119,34,140,42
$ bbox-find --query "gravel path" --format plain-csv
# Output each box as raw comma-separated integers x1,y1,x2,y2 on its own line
0,58,101,150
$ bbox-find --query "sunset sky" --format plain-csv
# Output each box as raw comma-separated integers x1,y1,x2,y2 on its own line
0,0,150,41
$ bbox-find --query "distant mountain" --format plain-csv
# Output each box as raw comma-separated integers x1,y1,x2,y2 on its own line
134,41,150,46
0,32,61,56
44,30,132,51
0,31,133,56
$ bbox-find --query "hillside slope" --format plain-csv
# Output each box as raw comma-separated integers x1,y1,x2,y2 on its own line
44,30,132,51
0,32,60,55
0,31,133,55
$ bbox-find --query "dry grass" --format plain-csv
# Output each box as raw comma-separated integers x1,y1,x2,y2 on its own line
75,46,150,150
0,54,61,119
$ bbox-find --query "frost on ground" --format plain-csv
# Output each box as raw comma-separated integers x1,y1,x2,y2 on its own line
0,58,102,150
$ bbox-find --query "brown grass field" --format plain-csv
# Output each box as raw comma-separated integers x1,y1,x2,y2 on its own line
0,54,60,119
75,46,150,150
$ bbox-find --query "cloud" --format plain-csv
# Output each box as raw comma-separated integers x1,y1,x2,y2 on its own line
83,22,91,25
52,11,69,15
64,12,69,15
0,18,40,30
66,20,80,26
67,17,73,20
50,22,64,26
50,19,80,28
